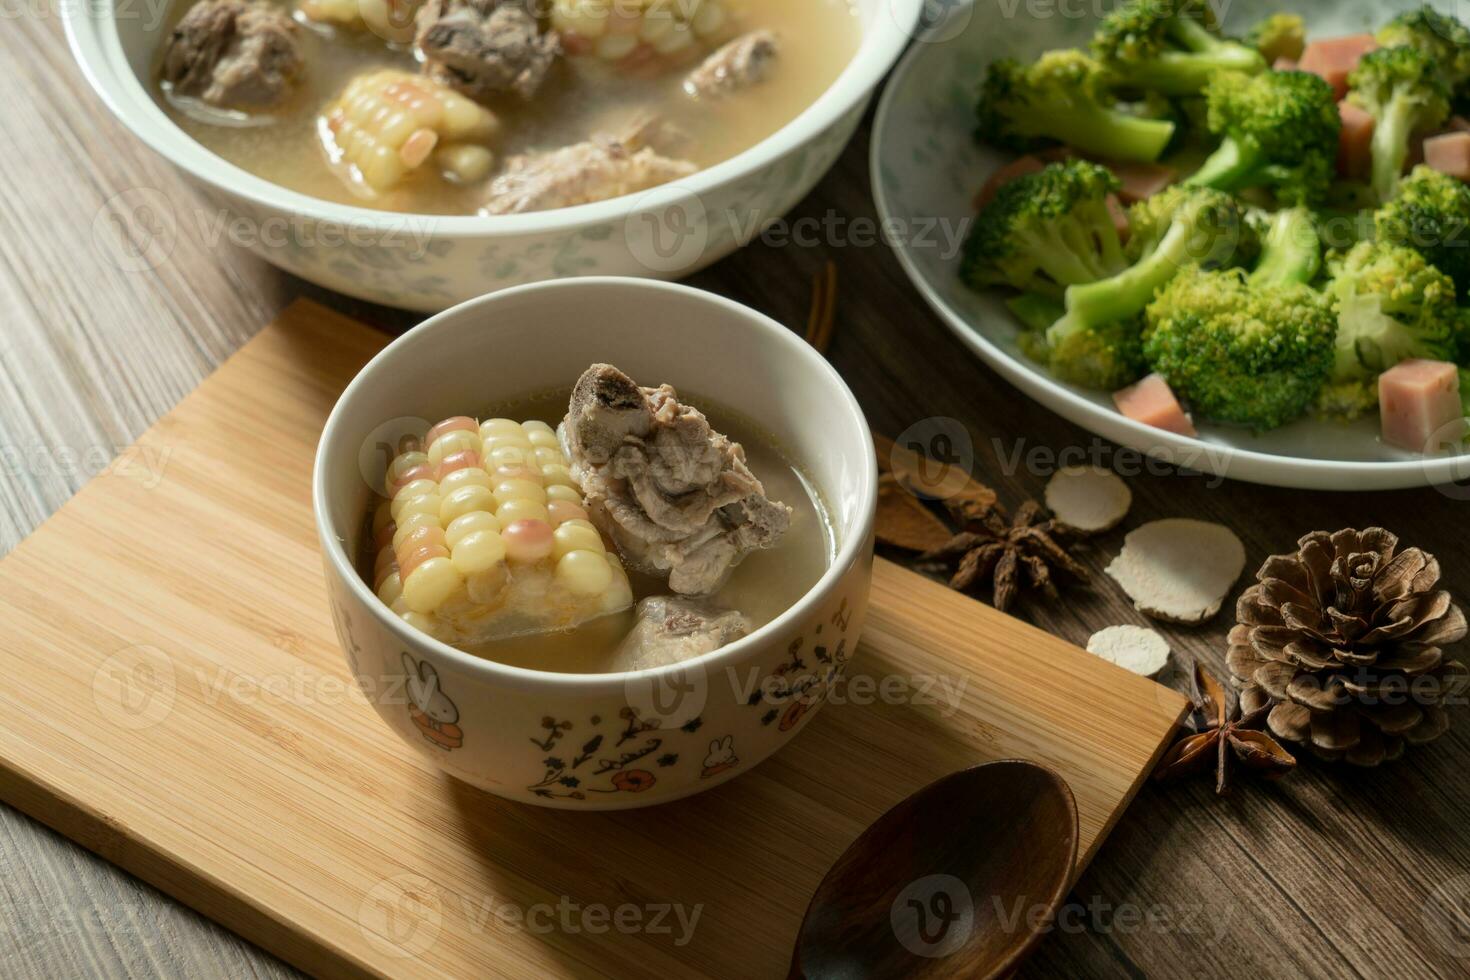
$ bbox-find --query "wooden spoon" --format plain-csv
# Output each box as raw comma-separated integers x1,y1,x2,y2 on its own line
790,760,1078,979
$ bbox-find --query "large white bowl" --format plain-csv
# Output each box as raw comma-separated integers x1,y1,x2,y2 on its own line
873,0,1470,491
314,277,878,807
67,0,923,312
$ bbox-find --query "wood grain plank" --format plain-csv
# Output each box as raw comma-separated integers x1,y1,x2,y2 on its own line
4,3,1470,978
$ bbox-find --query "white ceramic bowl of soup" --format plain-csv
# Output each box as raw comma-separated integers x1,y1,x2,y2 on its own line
314,278,878,807
66,0,924,312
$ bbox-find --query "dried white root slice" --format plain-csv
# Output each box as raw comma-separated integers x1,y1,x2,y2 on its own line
1086,625,1170,676
1105,519,1246,625
1044,465,1131,534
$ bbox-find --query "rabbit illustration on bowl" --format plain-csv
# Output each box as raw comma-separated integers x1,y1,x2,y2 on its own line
700,736,739,779
403,653,463,751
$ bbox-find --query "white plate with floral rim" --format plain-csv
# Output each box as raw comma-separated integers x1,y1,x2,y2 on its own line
872,0,1470,491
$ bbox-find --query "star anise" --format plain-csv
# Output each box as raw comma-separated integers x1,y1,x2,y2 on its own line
1154,662,1297,795
919,501,1089,612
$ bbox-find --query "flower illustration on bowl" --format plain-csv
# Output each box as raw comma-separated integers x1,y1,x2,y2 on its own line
779,697,816,733
402,653,463,751
700,736,739,779
611,769,657,793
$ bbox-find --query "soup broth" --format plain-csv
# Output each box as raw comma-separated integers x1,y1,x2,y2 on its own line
153,0,861,214
360,389,835,673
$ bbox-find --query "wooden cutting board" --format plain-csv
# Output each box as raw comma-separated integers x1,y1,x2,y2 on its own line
0,299,1187,979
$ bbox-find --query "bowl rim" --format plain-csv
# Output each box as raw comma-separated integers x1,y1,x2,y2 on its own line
871,0,1470,492
313,276,879,692
65,0,924,235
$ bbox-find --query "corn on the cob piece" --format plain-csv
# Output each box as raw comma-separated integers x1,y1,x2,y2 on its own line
371,416,633,646
551,0,735,76
297,0,424,44
319,70,499,197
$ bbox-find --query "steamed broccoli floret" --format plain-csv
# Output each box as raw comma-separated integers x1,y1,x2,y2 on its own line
1327,240,1461,381
1374,165,1470,297
1007,292,1066,333
962,160,1128,296
1040,187,1252,390
1377,7,1470,89
1023,314,1149,391
1184,70,1340,205
975,50,1177,162
1092,0,1266,95
1142,208,1335,429
1247,13,1307,64
1347,46,1452,203
1315,378,1381,421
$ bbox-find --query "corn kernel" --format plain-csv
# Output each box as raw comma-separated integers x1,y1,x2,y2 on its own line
391,481,439,518
547,500,590,526
376,570,403,606
393,511,441,551
436,143,495,184
487,444,534,470
427,429,480,467
445,510,501,549
438,467,493,494
394,492,443,523
552,521,605,559
502,519,554,562
494,478,547,505
497,498,550,525
441,484,497,524
556,550,615,596
545,484,583,504
403,556,464,614
451,530,507,574
541,464,578,489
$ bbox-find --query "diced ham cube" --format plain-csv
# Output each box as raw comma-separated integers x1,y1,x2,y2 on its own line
1424,132,1470,181
1379,359,1465,452
1338,101,1375,179
1108,160,1176,204
1300,35,1377,100
1114,373,1198,437
975,148,1072,209
1273,57,1298,71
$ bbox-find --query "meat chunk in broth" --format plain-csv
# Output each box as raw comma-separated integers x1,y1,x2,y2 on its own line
481,121,696,214
612,596,752,671
683,30,780,99
161,0,304,109
415,0,561,103
561,364,792,596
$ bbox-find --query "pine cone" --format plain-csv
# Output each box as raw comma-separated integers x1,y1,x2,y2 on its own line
1227,528,1469,767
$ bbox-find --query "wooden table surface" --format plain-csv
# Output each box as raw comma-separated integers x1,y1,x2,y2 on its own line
5,9,1470,980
